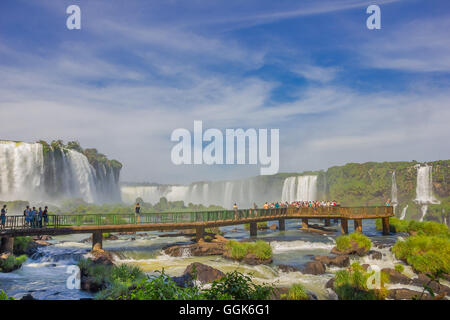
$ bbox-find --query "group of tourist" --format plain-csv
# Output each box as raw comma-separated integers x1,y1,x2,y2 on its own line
260,200,339,210
23,205,50,228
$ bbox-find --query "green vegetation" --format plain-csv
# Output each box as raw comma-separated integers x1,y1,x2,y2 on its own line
376,218,449,235
80,258,274,300
244,221,268,230
0,290,14,300
333,262,388,300
335,233,372,252
287,283,309,300
394,264,405,274
392,234,450,274
226,240,272,261
13,236,34,255
0,255,27,273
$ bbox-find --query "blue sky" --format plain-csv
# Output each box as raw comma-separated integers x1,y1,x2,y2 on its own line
0,0,449,184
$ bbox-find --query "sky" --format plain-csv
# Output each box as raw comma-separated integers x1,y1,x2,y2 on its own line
0,0,449,184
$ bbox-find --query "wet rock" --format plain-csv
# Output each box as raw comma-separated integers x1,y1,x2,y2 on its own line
361,264,370,271
326,278,334,289
34,240,51,247
381,268,412,285
277,264,300,273
103,234,119,240
302,261,326,275
242,253,272,265
183,262,225,284
212,235,228,243
271,287,289,300
388,288,431,300
412,274,450,296
369,250,383,260
331,242,369,256
21,294,37,300
269,224,277,231
314,255,350,268
33,235,52,241
164,239,226,257
90,249,115,266
171,273,193,288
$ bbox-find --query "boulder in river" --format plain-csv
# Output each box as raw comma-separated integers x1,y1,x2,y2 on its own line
369,250,383,260
412,273,450,296
164,238,226,257
183,262,225,284
381,268,412,285
302,261,326,275
277,264,300,273
388,288,431,300
331,242,369,256
314,255,350,268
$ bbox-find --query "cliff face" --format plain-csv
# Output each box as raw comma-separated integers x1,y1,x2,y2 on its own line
0,140,122,204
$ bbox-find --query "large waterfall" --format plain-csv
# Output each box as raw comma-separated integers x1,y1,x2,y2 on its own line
281,175,318,203
0,141,121,204
414,165,440,221
121,177,281,209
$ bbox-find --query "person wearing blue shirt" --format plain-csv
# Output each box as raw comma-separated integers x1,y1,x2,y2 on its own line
1,205,7,230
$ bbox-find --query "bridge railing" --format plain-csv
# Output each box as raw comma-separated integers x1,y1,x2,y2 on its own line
0,208,289,230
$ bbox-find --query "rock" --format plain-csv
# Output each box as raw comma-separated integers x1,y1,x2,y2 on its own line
277,264,300,273
242,253,272,265
388,288,431,300
90,250,115,266
362,264,370,271
369,250,383,260
171,273,193,288
269,224,277,231
302,261,326,275
331,242,369,256
164,241,226,257
212,235,228,243
381,268,412,285
103,234,119,240
314,255,350,268
34,240,51,246
412,274,450,296
271,287,290,300
183,262,225,284
21,294,37,300
326,278,334,289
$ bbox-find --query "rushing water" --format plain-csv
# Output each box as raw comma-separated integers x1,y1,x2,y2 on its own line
281,176,318,203
391,171,398,214
1,218,413,300
414,165,440,221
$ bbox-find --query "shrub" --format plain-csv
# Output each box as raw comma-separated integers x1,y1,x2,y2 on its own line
226,240,272,260
0,255,27,273
0,290,14,300
13,236,34,255
376,218,449,236
394,264,405,274
287,283,308,300
333,262,388,300
335,233,372,252
392,235,450,274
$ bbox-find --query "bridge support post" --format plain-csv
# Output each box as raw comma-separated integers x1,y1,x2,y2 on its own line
382,217,390,235
278,219,285,231
340,219,348,235
301,218,309,230
324,218,331,226
92,232,103,251
0,237,14,254
354,219,363,233
249,222,257,237
196,227,205,242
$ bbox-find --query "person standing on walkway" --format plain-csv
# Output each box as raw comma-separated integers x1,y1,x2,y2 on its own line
42,206,49,228
1,205,7,230
135,202,141,223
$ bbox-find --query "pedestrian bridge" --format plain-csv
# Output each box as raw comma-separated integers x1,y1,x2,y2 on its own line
0,206,394,254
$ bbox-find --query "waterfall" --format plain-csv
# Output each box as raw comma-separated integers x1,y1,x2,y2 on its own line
281,175,318,203
391,171,398,214
400,205,408,220
414,165,440,221
0,141,121,203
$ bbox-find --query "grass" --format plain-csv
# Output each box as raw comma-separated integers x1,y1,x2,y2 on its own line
392,234,450,274
335,233,372,252
394,264,405,274
376,218,449,236
0,255,27,273
333,262,388,300
226,240,272,260
287,283,309,300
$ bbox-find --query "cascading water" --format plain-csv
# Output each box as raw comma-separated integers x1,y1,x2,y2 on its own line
414,165,440,221
0,141,121,204
400,205,408,220
391,171,398,214
281,175,318,203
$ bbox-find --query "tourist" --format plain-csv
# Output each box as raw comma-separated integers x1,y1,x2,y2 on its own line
263,202,269,210
233,203,238,219
385,199,391,206
1,205,7,230
38,207,43,228
24,205,31,227
31,207,37,228
42,206,49,228
135,202,141,223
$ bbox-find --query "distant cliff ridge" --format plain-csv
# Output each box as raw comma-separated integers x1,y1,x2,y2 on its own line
0,140,122,203
121,160,449,224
